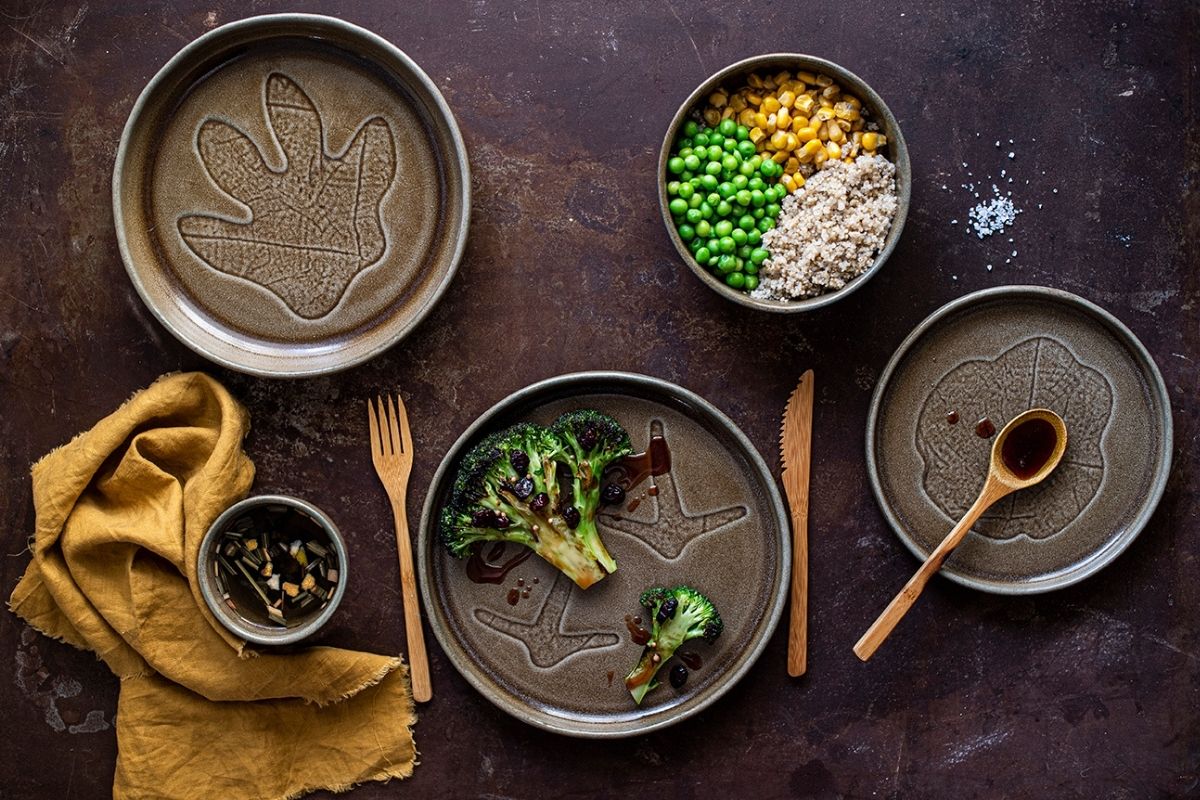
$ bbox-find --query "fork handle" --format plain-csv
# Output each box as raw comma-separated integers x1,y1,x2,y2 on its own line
390,496,432,702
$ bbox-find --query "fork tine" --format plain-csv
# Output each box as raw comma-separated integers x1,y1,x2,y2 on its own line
395,393,413,455
386,394,403,454
376,396,392,455
367,397,381,456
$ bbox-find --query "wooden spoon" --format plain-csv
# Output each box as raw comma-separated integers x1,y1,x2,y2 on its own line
854,408,1068,662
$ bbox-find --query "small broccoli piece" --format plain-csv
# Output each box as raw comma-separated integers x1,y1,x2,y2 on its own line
440,419,626,589
550,409,633,575
624,586,723,705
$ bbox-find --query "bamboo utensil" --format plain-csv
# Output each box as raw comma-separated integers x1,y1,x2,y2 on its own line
854,408,1067,662
368,394,433,702
780,370,814,677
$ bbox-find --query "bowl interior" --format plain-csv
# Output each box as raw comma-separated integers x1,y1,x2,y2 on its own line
199,496,348,644
658,53,911,312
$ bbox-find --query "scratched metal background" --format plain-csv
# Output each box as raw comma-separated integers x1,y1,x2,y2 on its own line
1,2,1197,798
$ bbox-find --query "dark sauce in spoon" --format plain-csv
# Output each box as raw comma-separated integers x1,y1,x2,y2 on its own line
1001,417,1059,479
606,436,672,493
467,542,533,584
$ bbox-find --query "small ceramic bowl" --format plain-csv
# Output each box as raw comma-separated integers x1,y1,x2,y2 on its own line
658,53,911,312
198,494,348,646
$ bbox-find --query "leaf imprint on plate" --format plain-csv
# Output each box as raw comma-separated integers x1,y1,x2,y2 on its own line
475,574,620,669
178,73,397,319
599,419,748,560
916,336,1114,541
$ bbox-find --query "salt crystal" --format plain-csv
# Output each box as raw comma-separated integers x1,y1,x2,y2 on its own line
1008,152,1015,159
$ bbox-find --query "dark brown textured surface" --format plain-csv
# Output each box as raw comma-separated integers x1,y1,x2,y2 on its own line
0,1,1196,798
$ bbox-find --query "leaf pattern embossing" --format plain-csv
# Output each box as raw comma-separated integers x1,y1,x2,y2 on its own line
917,337,1114,540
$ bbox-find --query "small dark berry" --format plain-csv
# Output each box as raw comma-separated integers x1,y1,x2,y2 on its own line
669,664,688,689
656,597,678,624
579,426,598,449
561,506,581,529
471,509,498,528
530,492,550,513
510,450,530,473
512,477,534,500
600,483,626,505
494,512,511,530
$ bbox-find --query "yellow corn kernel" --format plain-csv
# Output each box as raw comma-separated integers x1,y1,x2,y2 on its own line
703,108,721,127
816,122,828,139
773,70,792,86
875,133,888,146
794,94,816,115
834,101,859,120
800,139,823,158
797,125,819,142
749,126,766,144
784,133,798,150
827,123,844,143
730,94,748,112
822,84,840,100
861,132,879,150
769,130,789,149
761,96,781,114
721,106,735,120
776,108,791,130
815,73,833,87
851,131,864,144
761,75,777,90
848,141,860,157
851,118,865,131
797,70,818,84
844,156,855,164
781,173,796,191
747,73,763,89
844,95,862,110
738,108,757,127
709,91,728,108
772,149,789,163
777,90,796,109
753,112,769,129
815,106,835,122
746,91,764,106
819,96,834,109
836,118,852,132
826,141,841,159
784,157,799,175
813,148,828,166
793,173,805,189
791,117,807,133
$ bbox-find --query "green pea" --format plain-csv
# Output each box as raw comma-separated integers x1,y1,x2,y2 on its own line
721,154,739,172
744,260,759,274
667,181,680,196
696,220,712,238
705,161,722,176
750,189,765,207
699,202,714,220
739,161,756,177
718,118,736,136
732,174,749,189
685,207,702,224
678,224,696,241
759,159,776,177
668,157,685,174
737,244,752,258
688,192,703,209
700,174,719,190
679,147,694,159
748,176,764,191
731,228,748,245
668,198,687,215
718,182,737,199
688,235,704,252
716,200,733,217
736,124,750,141
706,192,721,205
758,218,774,232
672,215,684,226
714,219,734,237
707,238,719,252
749,154,763,169
693,131,709,146
738,214,756,231
683,154,701,172
735,189,752,206
752,207,764,219
677,182,694,200
717,254,737,273
694,246,711,263
750,248,770,264
737,140,757,158
681,171,694,181
683,120,699,138
725,271,746,289
766,202,781,217
745,274,759,291
719,138,734,153
747,229,762,245
718,236,736,254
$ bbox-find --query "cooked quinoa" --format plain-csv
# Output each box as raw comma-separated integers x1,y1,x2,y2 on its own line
751,155,898,301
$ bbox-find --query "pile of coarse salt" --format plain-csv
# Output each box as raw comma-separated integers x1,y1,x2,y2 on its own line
967,194,1021,239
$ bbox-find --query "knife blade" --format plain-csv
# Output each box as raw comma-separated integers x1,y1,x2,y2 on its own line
780,369,814,677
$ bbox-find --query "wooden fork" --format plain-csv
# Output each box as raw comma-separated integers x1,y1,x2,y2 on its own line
367,394,432,702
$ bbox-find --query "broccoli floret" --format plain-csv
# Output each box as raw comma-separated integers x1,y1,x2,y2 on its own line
624,586,723,705
440,418,629,589
549,409,633,575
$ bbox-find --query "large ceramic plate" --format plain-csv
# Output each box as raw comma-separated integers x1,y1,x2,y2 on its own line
418,372,790,737
113,14,469,377
867,286,1172,594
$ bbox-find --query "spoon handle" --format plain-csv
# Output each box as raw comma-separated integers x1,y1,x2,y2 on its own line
854,480,1009,661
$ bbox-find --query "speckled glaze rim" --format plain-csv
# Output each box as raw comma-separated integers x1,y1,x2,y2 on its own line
198,494,349,645
658,53,911,313
112,13,471,378
417,371,791,738
865,285,1174,594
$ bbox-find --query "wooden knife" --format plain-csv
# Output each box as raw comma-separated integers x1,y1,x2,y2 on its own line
780,370,814,677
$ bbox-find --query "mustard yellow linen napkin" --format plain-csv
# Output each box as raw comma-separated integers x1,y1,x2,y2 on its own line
9,372,416,800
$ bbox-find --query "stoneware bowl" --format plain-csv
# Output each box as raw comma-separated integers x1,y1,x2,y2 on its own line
418,372,790,737
198,494,349,646
658,53,910,312
867,286,1172,594
113,14,470,377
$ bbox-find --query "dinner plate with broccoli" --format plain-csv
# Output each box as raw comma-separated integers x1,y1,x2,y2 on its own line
418,372,790,737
